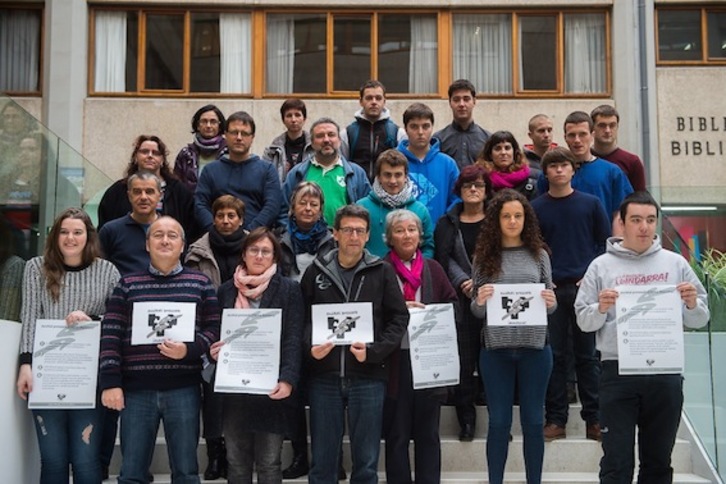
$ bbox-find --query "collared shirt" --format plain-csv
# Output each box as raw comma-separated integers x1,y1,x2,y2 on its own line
311,156,343,175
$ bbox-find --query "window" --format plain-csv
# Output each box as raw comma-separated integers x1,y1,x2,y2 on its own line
265,12,438,95
657,7,726,63
453,11,608,96
90,7,608,98
92,9,251,95
0,7,42,94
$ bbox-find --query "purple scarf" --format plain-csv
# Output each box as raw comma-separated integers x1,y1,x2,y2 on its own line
388,249,423,301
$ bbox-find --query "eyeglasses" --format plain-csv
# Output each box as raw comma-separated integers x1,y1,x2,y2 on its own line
138,148,162,157
338,227,367,236
246,247,274,258
150,231,181,241
227,130,254,138
199,119,220,126
462,182,486,190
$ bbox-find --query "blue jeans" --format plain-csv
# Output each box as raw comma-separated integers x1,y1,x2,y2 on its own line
480,346,552,484
308,375,385,484
119,386,201,484
32,408,102,484
545,283,600,426
599,361,683,484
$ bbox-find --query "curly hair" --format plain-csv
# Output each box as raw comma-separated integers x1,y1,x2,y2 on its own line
124,135,174,180
472,189,545,280
476,130,526,174
44,208,102,301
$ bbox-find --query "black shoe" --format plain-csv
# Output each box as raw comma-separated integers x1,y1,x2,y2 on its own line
459,423,475,442
282,453,309,479
204,438,227,480
338,463,347,481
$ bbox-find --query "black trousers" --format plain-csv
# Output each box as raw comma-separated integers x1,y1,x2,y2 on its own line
383,350,442,484
599,361,683,484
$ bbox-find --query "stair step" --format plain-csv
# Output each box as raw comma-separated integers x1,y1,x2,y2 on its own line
109,436,696,475
104,471,713,484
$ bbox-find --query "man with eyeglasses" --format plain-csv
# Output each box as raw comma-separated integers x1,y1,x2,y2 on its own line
284,117,371,226
195,111,284,232
101,215,220,484
300,204,408,484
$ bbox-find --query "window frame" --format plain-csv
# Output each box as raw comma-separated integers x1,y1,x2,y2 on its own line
656,6,726,66
450,8,610,99
87,6,610,99
88,6,255,98
260,9,444,99
1,4,44,97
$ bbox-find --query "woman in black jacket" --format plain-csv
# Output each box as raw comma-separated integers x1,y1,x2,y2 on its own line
211,227,303,483
434,164,491,441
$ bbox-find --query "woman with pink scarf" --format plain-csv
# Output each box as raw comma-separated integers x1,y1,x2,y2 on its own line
382,209,458,484
476,130,540,201
210,227,304,483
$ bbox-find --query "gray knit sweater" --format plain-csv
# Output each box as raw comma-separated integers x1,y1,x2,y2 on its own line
471,247,555,350
19,256,120,364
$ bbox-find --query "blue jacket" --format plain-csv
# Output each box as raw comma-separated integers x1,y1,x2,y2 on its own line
282,157,371,206
397,138,460,223
195,155,283,231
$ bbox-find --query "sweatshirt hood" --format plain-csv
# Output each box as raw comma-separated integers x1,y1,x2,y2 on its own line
397,138,442,165
605,235,662,259
353,107,393,124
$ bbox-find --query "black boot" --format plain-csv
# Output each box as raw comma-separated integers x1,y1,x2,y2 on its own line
204,438,227,480
282,450,309,479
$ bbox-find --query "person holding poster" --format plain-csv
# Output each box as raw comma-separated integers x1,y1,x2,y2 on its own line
575,191,709,484
301,204,409,484
99,216,220,483
210,227,303,483
470,189,557,484
382,209,458,484
16,207,120,483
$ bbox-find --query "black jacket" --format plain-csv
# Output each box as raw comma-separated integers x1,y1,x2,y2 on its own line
300,249,409,381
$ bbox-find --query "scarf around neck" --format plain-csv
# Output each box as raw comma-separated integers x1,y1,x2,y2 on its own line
288,216,329,255
209,226,247,282
489,165,531,189
389,249,423,301
372,178,414,208
194,132,225,155
232,263,278,309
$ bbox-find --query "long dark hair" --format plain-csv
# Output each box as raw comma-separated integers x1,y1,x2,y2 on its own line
472,189,545,280
43,208,102,301
123,134,174,180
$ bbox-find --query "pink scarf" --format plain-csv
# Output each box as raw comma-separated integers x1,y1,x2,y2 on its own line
388,249,423,301
489,165,531,189
232,263,278,308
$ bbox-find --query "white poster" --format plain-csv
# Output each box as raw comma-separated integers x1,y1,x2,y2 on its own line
408,304,460,389
214,309,282,394
486,284,547,327
131,302,196,345
29,319,100,409
311,302,373,345
615,285,684,375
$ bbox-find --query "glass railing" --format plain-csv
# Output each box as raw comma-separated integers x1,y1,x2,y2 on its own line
660,195,726,479
0,95,114,322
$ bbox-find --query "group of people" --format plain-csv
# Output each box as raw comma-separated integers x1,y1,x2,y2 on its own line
13,77,709,484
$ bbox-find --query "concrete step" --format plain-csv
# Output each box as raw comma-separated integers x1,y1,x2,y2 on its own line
109,435,696,475
104,471,713,484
